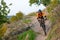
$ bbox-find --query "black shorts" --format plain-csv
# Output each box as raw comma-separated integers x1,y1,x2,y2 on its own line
37,16,44,19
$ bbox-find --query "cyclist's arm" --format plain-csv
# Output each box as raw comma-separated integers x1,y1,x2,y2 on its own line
42,12,47,20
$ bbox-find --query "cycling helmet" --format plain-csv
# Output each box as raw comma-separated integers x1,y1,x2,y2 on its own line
38,9,42,12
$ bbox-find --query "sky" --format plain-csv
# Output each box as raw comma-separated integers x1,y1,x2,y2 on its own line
4,0,46,16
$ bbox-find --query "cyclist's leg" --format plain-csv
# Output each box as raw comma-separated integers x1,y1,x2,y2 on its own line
37,18,42,27
42,25,47,35
40,19,43,27
41,18,47,35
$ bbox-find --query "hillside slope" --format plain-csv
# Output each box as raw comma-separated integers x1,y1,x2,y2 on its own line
46,4,60,40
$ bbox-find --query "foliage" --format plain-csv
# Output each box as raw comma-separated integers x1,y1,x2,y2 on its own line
18,30,36,40
0,0,11,25
23,19,31,24
29,0,51,6
10,16,18,22
0,37,2,40
46,23,60,40
27,12,36,16
29,0,39,6
47,12,56,24
41,0,51,6
46,0,60,40
9,11,24,22
0,23,7,37
16,12,24,20
47,0,60,23
29,0,60,6
47,0,59,13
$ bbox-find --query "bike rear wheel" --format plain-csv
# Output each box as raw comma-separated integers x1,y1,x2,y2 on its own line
38,18,47,35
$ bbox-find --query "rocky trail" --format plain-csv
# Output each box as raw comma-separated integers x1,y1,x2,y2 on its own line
31,16,51,40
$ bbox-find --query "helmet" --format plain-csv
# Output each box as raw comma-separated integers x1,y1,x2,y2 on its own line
38,9,42,12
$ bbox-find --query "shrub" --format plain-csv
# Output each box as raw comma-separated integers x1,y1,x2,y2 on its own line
10,16,18,22
16,12,24,20
0,23,7,37
18,30,36,40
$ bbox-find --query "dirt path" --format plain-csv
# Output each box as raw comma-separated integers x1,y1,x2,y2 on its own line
31,16,51,40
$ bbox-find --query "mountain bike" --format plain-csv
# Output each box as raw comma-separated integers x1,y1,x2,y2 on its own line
37,17,47,35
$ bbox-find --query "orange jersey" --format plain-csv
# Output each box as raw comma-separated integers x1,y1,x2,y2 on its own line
37,12,46,18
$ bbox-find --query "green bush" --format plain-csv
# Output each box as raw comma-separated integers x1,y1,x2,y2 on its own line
18,30,36,40
0,23,7,38
10,16,18,22
16,12,24,20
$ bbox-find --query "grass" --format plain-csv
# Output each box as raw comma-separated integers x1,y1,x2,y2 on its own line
46,23,59,40
46,11,60,40
23,19,31,24
17,30,36,40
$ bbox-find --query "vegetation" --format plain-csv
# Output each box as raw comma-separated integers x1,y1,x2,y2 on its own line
29,0,51,6
29,0,60,6
23,19,31,24
45,0,60,40
10,11,24,22
0,23,7,37
0,0,11,39
46,22,60,40
27,12,36,16
18,30,36,40
0,0,11,26
10,16,18,22
16,12,24,20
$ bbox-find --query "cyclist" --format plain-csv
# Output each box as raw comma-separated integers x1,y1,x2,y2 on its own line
37,9,47,35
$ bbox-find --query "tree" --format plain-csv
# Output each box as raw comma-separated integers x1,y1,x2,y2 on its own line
10,16,18,22
0,0,11,25
47,0,59,13
16,12,24,20
29,0,60,6
29,0,51,6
